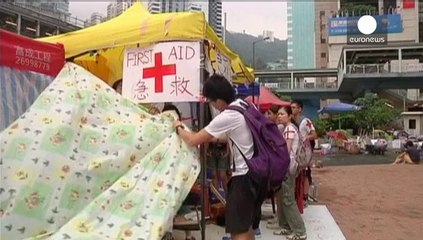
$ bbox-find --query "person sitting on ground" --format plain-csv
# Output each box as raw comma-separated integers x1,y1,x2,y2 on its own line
392,141,420,164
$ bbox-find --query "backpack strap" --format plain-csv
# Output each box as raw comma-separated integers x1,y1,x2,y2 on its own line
225,101,250,172
229,137,248,172
226,105,245,114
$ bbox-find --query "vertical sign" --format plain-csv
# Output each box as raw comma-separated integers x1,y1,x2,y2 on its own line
204,41,233,82
123,41,201,103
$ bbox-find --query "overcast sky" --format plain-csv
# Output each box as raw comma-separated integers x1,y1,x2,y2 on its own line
69,1,287,40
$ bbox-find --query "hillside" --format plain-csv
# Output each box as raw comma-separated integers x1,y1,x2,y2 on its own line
225,31,287,70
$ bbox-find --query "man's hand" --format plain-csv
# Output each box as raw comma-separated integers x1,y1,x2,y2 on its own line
173,120,182,128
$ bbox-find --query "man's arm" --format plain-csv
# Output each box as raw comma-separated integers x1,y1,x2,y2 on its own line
307,130,318,141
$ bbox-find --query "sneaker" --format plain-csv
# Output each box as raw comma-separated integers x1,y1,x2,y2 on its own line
266,217,278,225
266,222,281,230
253,228,261,238
287,233,307,240
273,228,292,236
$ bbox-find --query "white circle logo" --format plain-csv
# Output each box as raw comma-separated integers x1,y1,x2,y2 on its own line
357,15,377,35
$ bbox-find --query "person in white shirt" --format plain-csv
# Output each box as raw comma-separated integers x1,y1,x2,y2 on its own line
291,101,317,207
173,74,266,240
273,106,307,240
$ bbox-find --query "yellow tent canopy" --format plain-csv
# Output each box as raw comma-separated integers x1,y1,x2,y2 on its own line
40,3,254,84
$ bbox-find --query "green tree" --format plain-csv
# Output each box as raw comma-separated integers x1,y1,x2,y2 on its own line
352,93,399,132
314,118,337,137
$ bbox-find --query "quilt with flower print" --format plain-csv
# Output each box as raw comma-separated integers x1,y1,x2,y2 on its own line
0,62,200,240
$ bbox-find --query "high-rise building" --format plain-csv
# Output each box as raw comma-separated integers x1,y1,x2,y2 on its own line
327,0,420,68
147,0,186,13
146,0,221,39
147,0,161,13
262,30,275,42
107,3,118,19
84,12,105,27
286,0,337,70
287,0,315,69
314,2,338,69
13,0,70,19
419,2,423,43
107,0,133,19
208,0,222,39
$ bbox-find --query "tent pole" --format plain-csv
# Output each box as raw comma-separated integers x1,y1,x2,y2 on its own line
199,42,207,240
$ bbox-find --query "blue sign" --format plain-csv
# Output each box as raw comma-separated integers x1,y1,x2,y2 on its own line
233,82,260,97
329,14,403,36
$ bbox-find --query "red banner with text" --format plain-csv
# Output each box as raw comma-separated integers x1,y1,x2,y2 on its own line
0,30,65,76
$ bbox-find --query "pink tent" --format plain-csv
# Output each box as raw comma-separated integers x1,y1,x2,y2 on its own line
245,86,291,111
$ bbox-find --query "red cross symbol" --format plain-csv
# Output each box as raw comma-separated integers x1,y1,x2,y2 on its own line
143,52,176,93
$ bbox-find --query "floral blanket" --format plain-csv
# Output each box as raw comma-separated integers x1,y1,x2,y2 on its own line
0,63,200,240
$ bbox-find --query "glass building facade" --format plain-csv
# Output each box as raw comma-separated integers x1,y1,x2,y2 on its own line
287,0,315,69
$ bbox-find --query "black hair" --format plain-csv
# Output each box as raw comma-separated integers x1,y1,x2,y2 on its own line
203,74,235,104
405,141,414,148
280,105,299,129
291,100,303,109
162,104,181,120
112,79,122,90
268,104,281,114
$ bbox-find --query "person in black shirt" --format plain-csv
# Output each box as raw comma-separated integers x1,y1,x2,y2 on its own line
392,141,420,164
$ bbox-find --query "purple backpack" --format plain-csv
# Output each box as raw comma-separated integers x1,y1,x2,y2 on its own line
227,101,290,189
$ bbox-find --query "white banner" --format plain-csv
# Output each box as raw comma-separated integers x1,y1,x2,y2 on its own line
123,42,201,103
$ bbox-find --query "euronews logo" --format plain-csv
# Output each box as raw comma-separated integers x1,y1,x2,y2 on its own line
347,15,387,45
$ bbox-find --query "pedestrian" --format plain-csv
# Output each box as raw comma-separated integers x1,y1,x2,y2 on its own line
291,101,317,209
173,74,266,240
273,106,307,240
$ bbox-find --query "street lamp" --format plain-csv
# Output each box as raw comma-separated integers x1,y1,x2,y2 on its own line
251,36,269,108
252,36,270,69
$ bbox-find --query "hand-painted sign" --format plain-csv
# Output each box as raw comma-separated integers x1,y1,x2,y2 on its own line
123,42,201,103
204,40,233,82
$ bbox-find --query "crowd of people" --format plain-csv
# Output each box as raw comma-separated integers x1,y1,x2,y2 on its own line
109,73,422,240
112,74,317,240
172,75,316,240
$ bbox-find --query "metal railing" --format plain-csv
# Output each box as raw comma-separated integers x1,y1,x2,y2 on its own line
262,77,339,91
346,62,423,74
331,7,400,18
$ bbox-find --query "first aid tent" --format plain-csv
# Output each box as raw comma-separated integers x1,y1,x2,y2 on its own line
40,2,254,85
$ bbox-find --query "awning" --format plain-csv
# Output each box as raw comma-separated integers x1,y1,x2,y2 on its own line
245,86,291,111
318,102,360,114
39,3,254,84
